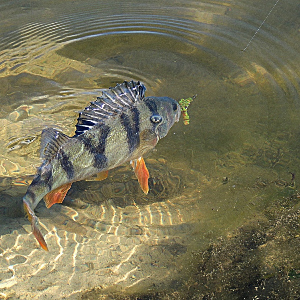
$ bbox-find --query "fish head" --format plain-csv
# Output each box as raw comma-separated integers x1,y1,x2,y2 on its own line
143,96,181,140
74,81,181,160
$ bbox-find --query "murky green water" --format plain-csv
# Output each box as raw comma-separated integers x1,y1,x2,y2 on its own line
0,0,300,299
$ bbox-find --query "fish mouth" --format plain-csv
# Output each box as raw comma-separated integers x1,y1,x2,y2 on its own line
175,103,181,122
169,101,181,124
157,102,181,139
168,101,181,123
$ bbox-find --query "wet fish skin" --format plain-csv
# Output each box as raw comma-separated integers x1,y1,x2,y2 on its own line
22,81,181,250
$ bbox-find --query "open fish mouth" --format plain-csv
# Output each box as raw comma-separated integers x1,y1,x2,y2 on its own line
175,102,181,123
164,100,181,133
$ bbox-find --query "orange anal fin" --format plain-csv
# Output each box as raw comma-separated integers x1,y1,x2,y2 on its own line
44,182,72,208
131,157,149,195
95,170,109,181
23,200,48,251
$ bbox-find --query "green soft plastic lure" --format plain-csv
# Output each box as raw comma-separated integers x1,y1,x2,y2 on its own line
179,97,193,125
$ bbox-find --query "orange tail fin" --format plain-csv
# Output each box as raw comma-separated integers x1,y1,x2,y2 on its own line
23,200,48,251
131,157,149,194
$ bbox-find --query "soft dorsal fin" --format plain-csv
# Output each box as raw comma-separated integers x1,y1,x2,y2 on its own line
74,81,146,136
40,128,70,160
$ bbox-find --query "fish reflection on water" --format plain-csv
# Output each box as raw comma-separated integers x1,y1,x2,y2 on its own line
22,80,181,251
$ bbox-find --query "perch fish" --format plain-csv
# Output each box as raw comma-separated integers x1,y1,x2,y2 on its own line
22,80,181,250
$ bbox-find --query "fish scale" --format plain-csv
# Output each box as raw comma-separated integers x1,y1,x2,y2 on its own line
22,80,181,250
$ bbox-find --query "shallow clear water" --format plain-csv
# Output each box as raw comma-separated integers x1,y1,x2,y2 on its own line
0,0,300,299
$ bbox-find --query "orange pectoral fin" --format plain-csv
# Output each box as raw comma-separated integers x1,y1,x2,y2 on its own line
44,182,72,208
23,200,48,251
131,157,149,195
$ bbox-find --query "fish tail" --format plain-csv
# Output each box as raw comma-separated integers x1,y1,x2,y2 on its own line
23,198,49,251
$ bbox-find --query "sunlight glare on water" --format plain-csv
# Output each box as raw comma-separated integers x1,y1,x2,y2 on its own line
0,0,300,299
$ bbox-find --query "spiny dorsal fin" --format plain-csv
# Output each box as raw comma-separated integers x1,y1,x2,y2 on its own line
40,128,70,160
74,81,146,136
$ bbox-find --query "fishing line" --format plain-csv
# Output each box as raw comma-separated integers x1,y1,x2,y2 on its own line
242,0,281,51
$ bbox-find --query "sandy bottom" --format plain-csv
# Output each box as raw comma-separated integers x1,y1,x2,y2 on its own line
0,160,205,299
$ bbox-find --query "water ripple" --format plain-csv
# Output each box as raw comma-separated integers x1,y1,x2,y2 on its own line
0,2,298,106
0,1,300,298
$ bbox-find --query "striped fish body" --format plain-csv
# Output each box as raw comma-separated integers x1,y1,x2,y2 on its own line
23,81,181,250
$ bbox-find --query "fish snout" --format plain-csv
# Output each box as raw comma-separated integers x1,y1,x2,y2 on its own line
175,102,181,122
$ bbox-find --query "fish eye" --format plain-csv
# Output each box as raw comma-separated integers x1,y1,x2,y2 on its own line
172,103,178,111
150,114,162,124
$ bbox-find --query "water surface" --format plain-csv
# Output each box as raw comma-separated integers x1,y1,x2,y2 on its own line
0,0,300,299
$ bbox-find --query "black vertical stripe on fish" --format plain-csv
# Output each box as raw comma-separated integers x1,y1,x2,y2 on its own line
58,150,74,180
93,153,108,169
93,124,110,169
41,166,53,191
97,125,111,154
120,107,140,153
145,98,158,114
30,166,53,191
78,125,110,170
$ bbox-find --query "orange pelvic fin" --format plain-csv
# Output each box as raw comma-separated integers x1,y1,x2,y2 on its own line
131,157,149,194
23,200,48,251
95,170,109,181
44,182,72,208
